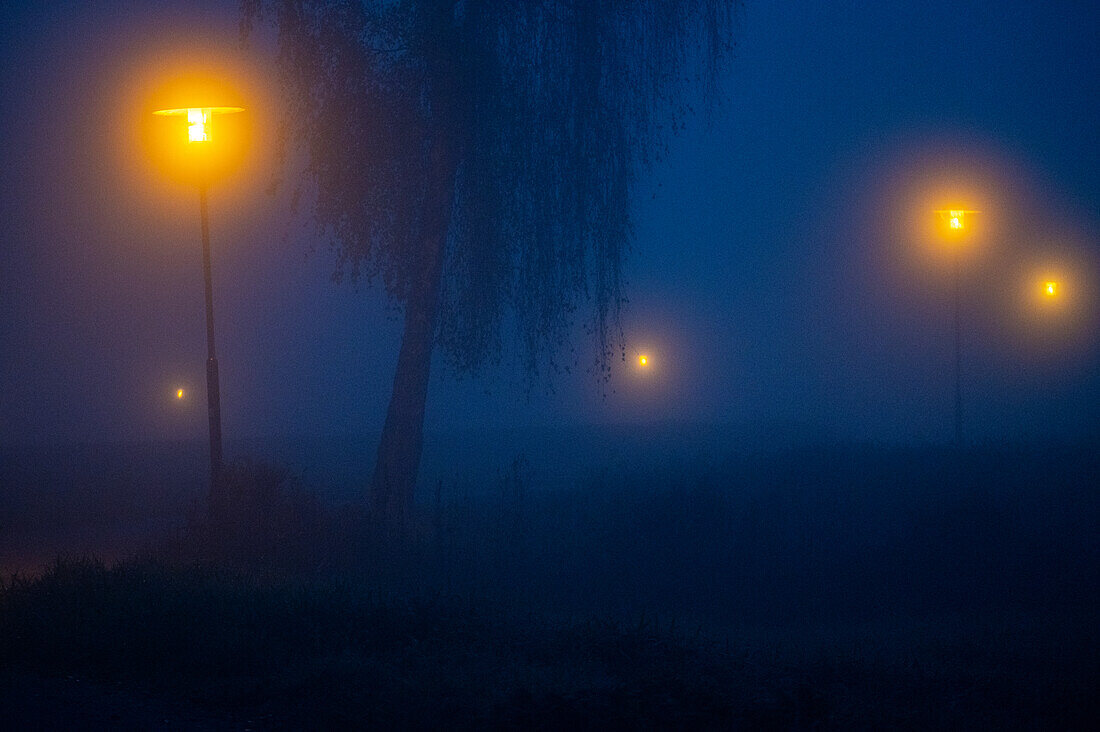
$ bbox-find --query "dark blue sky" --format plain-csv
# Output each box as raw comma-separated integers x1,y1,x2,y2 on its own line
1,0,1098,445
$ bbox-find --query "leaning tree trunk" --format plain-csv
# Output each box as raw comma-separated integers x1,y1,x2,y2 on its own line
369,140,458,525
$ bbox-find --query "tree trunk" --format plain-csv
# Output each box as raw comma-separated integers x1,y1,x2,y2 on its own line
369,140,457,524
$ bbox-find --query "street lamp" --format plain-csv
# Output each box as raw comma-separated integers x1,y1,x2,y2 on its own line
1032,274,1068,315
152,103,244,510
934,207,979,445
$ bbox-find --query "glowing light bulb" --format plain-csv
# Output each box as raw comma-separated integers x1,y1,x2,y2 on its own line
176,388,185,399
948,210,964,230
638,355,648,367
1044,281,1057,297
152,106,244,146
187,108,210,142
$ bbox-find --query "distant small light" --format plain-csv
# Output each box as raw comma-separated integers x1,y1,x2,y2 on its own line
638,355,648,367
176,388,185,400
948,210,964,230
1044,281,1057,297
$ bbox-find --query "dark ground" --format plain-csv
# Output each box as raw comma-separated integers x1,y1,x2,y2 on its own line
1,434,1097,728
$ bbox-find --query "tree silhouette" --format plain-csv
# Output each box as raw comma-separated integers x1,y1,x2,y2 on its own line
241,0,739,523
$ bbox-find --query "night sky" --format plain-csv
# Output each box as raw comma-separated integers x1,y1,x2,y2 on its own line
2,0,1098,447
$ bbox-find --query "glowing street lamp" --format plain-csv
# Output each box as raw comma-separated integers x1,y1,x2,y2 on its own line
152,102,244,508
152,106,244,143
935,208,979,235
1033,276,1068,314
638,354,649,367
934,207,980,445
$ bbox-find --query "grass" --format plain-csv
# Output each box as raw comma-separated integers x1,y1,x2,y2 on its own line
1,443,1098,727
0,558,792,728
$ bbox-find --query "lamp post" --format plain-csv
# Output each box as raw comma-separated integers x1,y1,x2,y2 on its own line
152,104,244,510
935,208,978,446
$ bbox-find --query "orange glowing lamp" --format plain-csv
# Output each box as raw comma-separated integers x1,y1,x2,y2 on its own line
1028,271,1070,315
144,73,250,500
934,208,980,236
146,75,248,185
152,106,244,143
638,355,649,367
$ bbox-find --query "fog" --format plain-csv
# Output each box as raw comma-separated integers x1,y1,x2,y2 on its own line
2,1,1097,447
1,0,1098,727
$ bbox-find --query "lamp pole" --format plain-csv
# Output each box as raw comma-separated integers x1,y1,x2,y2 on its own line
152,102,244,512
936,208,977,447
198,184,224,504
952,252,962,446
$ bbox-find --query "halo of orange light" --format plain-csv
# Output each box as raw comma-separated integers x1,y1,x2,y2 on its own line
1011,243,1100,362
141,73,252,186
864,135,1017,299
114,40,276,199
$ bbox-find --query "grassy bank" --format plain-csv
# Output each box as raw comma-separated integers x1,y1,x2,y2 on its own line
2,443,1097,727
2,559,820,728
